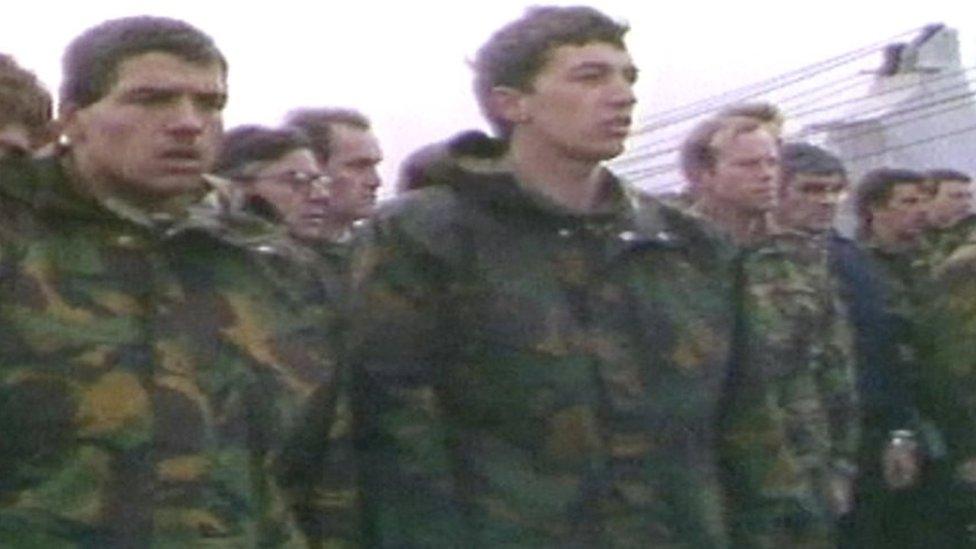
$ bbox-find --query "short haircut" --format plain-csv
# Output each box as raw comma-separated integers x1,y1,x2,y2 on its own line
855,167,926,221
215,125,311,178
779,142,846,189
0,54,52,137
926,168,971,184
283,108,370,164
60,16,227,109
472,6,629,138
718,101,784,136
680,115,764,189
396,130,505,193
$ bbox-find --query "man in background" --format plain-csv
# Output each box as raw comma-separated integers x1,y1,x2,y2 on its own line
680,115,780,245
284,107,382,242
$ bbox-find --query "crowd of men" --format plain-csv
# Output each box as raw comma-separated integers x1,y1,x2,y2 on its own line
0,6,973,548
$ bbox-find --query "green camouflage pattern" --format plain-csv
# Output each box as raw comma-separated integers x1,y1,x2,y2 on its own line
0,157,341,547
722,230,859,548
916,214,976,276
915,241,976,467
342,160,739,547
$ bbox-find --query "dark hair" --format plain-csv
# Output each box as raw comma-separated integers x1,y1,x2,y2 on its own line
60,16,227,109
215,125,311,178
680,115,763,189
0,53,52,139
855,167,925,234
283,107,371,164
779,142,846,188
396,130,505,194
472,5,629,138
926,168,971,184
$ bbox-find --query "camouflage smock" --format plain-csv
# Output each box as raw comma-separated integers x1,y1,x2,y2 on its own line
0,157,339,547
722,229,859,548
344,159,738,548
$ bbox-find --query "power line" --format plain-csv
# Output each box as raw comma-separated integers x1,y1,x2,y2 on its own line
627,26,924,135
616,70,976,167
787,66,976,120
795,96,975,144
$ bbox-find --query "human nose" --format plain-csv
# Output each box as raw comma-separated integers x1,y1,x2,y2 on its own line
759,160,778,183
608,73,637,108
166,96,207,138
366,169,382,190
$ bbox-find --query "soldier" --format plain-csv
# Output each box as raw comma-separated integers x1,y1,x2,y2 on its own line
341,6,739,546
916,236,976,545
213,124,356,545
718,142,859,547
838,168,939,547
283,108,383,243
0,17,323,546
0,53,52,159
918,168,975,272
680,115,780,245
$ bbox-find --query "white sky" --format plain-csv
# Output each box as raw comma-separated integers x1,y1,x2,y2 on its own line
1,1,973,190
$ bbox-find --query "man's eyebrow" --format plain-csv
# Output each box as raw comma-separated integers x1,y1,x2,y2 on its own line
569,61,614,71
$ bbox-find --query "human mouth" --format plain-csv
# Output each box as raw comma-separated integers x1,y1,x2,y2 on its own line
604,116,632,137
159,148,205,173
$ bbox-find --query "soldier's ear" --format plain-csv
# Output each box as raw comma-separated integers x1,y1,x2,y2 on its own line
489,86,530,126
57,102,86,146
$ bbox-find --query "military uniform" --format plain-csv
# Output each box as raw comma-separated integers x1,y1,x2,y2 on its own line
917,214,976,275
833,241,950,548
908,241,976,545
0,157,339,547
722,230,859,548
340,152,739,547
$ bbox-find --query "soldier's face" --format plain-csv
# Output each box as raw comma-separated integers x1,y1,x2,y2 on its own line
778,172,847,233
927,180,972,228
247,148,332,241
871,183,928,246
322,124,383,222
62,52,226,202
701,129,779,214
504,41,638,162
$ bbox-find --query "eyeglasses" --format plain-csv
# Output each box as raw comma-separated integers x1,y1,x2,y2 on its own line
251,170,331,195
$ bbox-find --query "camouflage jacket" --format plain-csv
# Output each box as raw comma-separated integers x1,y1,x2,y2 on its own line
344,158,739,547
0,157,340,547
912,242,976,465
917,214,976,275
722,229,859,545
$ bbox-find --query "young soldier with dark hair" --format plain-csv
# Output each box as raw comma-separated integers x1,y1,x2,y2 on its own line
339,6,739,546
0,17,323,546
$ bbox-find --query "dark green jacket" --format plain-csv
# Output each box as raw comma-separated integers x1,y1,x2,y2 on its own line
344,156,738,547
0,157,338,547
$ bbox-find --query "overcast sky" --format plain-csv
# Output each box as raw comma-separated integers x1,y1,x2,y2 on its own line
1,1,973,190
